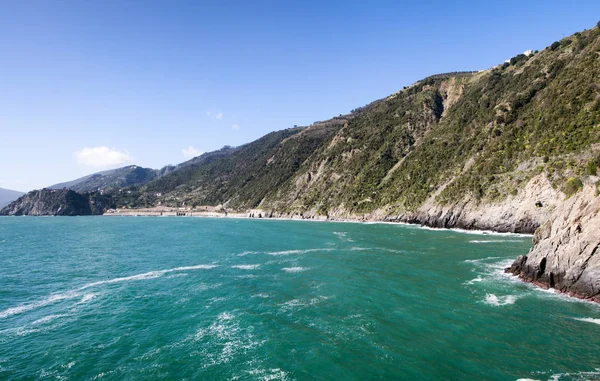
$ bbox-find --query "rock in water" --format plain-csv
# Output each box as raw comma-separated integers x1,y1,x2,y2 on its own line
506,184,600,302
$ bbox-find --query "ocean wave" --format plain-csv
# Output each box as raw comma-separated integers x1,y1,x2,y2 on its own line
31,314,67,325
484,293,518,306
0,292,80,319
573,317,600,325
192,311,266,369
239,248,334,257
244,368,290,381
465,276,484,285
280,295,330,311
518,368,600,381
334,231,354,242
469,240,525,244
417,225,533,237
231,264,261,270
282,267,308,273
0,264,219,320
80,264,218,290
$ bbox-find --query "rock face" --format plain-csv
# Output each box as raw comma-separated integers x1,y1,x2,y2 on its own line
0,189,94,216
399,175,563,234
506,184,600,302
0,187,25,209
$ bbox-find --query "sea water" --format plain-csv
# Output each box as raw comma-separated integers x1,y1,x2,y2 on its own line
0,217,598,380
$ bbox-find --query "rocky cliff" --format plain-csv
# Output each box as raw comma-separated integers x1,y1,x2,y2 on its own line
0,189,96,216
507,182,600,302
0,187,24,209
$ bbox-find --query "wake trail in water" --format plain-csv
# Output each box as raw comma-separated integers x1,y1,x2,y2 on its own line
0,264,219,320
238,248,335,257
573,317,600,325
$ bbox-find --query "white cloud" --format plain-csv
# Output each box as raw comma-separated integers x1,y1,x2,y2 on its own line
232,123,240,130
207,111,223,120
182,146,203,159
74,146,132,168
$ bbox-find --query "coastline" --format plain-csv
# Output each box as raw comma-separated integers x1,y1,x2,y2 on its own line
101,207,534,237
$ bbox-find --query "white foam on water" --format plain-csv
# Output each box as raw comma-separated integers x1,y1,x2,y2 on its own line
268,248,332,256
31,314,66,325
573,317,600,325
349,247,371,251
282,267,308,273
192,311,265,369
218,311,234,320
61,362,75,370
81,264,218,290
193,282,222,292
464,256,503,264
234,274,258,279
165,273,188,279
231,264,261,270
524,368,600,381
0,291,80,319
251,293,270,298
79,293,96,303
171,264,218,271
465,276,484,285
243,368,291,381
469,240,524,244
0,264,219,319
281,295,330,311
484,293,518,306
334,231,354,242
417,224,533,237
240,248,334,256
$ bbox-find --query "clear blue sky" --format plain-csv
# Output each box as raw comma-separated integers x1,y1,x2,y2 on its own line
1,0,599,191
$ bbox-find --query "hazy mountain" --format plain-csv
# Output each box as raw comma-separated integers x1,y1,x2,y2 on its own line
0,188,25,209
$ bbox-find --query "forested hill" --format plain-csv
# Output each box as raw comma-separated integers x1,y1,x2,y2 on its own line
5,23,600,225
107,24,600,225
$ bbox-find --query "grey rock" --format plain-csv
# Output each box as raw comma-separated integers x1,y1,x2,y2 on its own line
1,189,94,216
507,184,600,302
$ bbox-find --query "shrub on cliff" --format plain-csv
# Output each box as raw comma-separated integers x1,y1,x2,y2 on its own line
564,177,584,197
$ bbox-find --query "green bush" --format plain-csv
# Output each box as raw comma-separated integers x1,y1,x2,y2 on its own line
550,41,561,51
588,159,598,176
564,177,584,197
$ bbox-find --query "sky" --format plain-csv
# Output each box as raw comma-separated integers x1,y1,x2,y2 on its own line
1,0,600,192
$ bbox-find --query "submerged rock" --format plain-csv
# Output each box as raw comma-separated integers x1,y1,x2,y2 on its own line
506,184,600,302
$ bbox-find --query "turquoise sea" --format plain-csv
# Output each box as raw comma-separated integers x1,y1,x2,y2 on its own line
0,217,599,380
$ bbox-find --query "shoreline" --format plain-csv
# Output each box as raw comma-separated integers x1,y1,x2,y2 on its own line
101,208,534,237
508,274,600,306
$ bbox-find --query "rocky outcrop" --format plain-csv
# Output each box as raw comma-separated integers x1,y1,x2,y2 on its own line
0,189,95,216
506,183,600,302
397,175,563,234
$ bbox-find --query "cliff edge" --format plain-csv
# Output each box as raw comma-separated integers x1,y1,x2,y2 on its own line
507,183,600,302
0,189,94,216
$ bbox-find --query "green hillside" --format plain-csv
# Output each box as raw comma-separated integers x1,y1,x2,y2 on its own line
116,24,600,216
5,23,600,220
